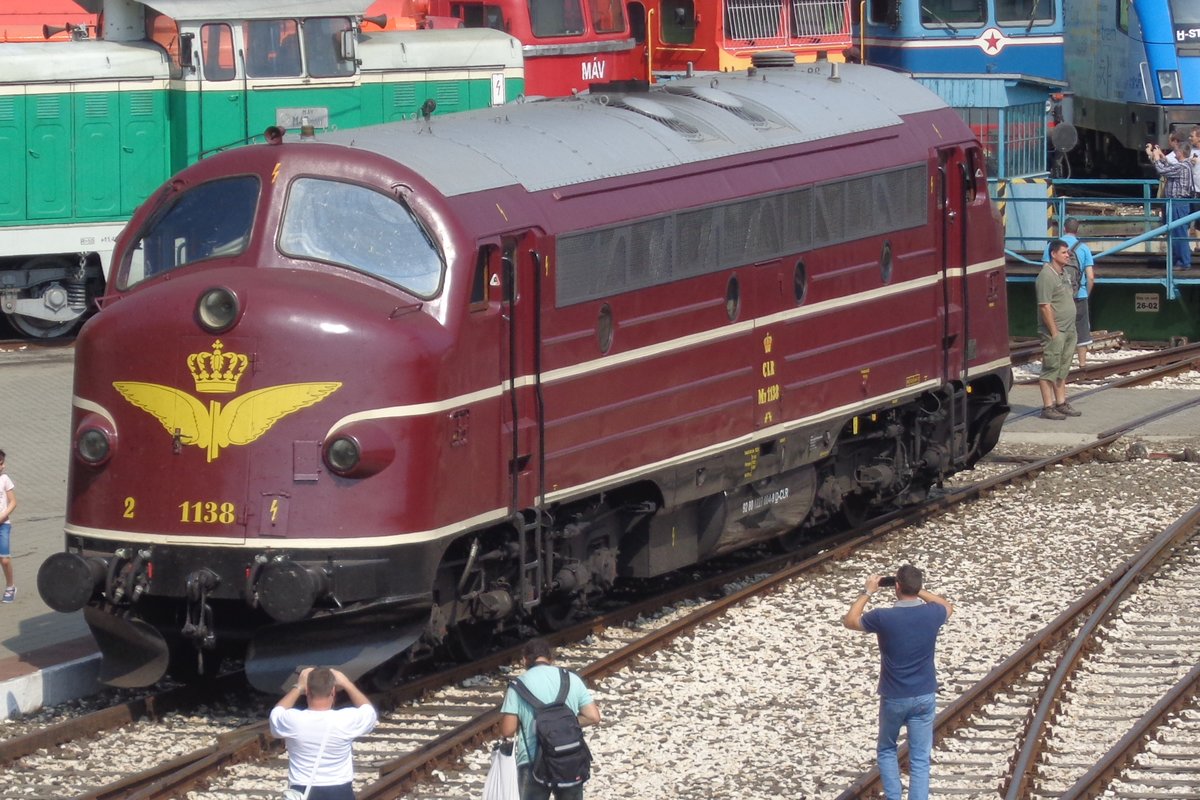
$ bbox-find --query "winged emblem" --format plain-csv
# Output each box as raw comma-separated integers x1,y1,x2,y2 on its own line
113,381,342,462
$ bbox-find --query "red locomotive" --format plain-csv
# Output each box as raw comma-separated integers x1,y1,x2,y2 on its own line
39,55,1010,692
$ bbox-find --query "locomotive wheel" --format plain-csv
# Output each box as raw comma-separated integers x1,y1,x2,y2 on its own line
5,260,84,339
445,621,496,662
773,527,812,553
839,494,872,529
534,592,580,632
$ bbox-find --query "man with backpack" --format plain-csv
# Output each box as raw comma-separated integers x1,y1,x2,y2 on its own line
1042,218,1095,367
500,638,601,799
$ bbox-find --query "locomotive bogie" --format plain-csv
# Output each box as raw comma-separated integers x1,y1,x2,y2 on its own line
43,58,1011,691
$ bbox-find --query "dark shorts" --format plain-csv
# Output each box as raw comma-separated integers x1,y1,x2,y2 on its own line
1040,329,1077,382
1074,297,1092,347
289,784,354,800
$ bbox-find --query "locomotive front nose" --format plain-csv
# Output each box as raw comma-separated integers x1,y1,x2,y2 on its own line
37,552,107,612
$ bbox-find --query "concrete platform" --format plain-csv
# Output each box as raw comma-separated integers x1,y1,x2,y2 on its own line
1,348,1197,719
1004,381,1200,449
0,345,99,718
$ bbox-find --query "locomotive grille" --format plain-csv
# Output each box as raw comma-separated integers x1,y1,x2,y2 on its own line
435,84,462,110
36,96,61,120
556,164,927,307
393,84,417,111
129,92,155,116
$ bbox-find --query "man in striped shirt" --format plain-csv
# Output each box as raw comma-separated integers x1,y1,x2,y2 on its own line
1148,140,1196,269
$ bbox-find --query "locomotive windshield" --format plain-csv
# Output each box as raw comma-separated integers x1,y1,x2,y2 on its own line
918,0,985,26
279,178,444,297
119,176,260,290
1171,0,1200,25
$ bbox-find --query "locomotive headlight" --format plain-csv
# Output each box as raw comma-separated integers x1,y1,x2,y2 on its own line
326,436,361,473
1157,71,1182,100
197,286,240,333
75,414,116,465
323,422,395,478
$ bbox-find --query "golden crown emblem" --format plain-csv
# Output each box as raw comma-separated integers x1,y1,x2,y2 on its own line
187,340,248,394
763,333,773,354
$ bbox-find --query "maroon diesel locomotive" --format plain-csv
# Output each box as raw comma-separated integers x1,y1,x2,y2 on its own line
39,56,1011,692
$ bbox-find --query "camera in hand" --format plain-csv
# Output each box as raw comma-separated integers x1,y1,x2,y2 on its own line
878,576,897,587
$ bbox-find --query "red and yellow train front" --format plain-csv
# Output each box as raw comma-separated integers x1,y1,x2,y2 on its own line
38,143,493,691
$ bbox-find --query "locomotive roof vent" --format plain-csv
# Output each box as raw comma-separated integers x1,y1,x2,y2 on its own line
751,51,798,69
601,95,704,142
664,84,772,130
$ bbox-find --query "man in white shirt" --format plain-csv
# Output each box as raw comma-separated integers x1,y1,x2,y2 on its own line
270,667,378,799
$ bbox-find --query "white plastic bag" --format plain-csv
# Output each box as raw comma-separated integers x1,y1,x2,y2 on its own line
482,740,519,800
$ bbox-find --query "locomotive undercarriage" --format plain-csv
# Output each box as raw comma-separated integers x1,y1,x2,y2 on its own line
414,378,1009,676
43,379,1008,693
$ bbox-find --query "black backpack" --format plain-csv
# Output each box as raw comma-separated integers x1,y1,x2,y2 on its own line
1064,240,1084,295
509,668,592,788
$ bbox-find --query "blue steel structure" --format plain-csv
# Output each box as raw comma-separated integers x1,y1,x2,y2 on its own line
854,0,1066,181
1064,0,1200,176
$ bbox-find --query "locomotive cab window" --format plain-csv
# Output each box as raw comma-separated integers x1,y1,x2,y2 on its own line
530,0,586,37
995,0,1054,26
245,19,302,78
660,0,697,43
280,178,444,297
200,23,236,81
303,17,355,78
451,2,507,29
919,0,984,27
119,176,259,290
592,0,626,33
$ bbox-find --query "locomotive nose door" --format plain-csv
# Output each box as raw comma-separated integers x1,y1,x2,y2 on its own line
936,145,972,463
499,232,548,608
936,146,970,365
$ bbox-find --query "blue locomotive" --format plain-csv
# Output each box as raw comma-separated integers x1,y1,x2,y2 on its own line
1064,0,1200,175
854,0,1066,181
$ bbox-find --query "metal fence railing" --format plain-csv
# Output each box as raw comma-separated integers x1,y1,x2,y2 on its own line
1000,178,1199,299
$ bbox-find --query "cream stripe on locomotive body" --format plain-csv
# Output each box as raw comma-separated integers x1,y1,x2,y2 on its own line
49,59,1011,691
65,251,1008,550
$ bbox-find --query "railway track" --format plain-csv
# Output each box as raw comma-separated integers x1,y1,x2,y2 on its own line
3,433,1137,800
834,499,1200,799
4,341,1199,798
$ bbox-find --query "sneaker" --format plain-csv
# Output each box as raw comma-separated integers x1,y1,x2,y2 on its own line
1056,402,1082,417
2,587,13,603
1040,406,1067,420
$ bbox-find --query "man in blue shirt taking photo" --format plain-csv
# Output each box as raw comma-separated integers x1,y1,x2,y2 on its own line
843,565,954,800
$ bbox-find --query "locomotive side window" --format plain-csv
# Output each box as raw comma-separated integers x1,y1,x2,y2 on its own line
245,19,302,78
452,2,507,29
529,0,587,37
996,0,1055,26
471,246,493,308
279,178,444,297
303,17,355,78
200,23,236,81
119,176,259,289
592,0,627,33
919,0,984,27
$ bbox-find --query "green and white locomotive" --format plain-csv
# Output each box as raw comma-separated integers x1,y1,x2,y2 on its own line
0,0,524,337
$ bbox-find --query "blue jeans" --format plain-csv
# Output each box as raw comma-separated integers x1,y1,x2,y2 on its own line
1170,199,1192,268
518,765,584,800
877,692,937,800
